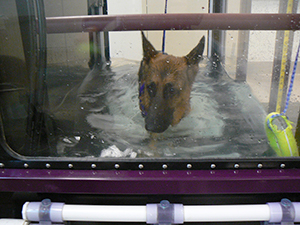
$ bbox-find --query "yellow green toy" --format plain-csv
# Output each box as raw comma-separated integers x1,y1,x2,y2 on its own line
265,38,299,157
265,112,298,156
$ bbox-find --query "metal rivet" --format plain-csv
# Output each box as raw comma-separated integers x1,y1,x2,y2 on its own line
210,164,216,169
187,164,192,169
234,164,240,169
0,163,4,168
45,163,51,169
138,164,144,169
24,163,29,168
68,164,73,169
162,164,168,169
114,164,120,169
257,163,263,169
91,164,96,169
280,163,286,169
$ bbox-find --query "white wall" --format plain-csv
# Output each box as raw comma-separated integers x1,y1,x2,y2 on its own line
44,0,300,68
248,0,278,62
107,0,144,61
107,0,300,64
107,0,208,61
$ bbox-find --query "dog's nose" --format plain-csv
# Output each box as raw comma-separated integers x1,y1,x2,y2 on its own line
145,98,173,133
145,122,168,133
145,116,170,133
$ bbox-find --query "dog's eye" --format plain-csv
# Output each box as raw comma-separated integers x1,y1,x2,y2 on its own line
164,83,177,99
147,82,156,98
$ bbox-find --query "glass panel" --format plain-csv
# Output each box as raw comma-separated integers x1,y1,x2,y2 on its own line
0,0,299,160
0,0,29,154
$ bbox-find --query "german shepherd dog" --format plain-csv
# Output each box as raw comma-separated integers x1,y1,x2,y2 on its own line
138,32,205,133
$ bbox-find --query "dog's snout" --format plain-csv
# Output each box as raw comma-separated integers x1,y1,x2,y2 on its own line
145,123,165,133
145,104,173,133
145,118,170,133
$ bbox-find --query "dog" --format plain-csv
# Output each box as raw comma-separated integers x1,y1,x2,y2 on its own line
138,32,205,133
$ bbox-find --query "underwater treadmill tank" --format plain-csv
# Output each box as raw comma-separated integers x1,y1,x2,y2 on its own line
0,0,300,171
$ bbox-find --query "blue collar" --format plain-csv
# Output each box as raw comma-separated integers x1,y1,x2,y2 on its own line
139,83,147,117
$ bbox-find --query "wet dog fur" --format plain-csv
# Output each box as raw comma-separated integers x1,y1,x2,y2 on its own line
138,32,205,133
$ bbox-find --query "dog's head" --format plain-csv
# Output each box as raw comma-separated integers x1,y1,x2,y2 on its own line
138,32,205,133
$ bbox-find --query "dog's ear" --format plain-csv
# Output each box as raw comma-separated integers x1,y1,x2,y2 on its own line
141,31,158,63
185,36,205,65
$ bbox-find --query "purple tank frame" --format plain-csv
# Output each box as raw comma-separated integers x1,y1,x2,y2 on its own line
1,168,300,194
1,13,300,195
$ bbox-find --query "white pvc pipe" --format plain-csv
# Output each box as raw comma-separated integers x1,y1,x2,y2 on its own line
21,201,300,223
184,205,270,222
62,205,147,222
62,204,271,222
0,219,29,225
0,219,63,225
64,205,270,222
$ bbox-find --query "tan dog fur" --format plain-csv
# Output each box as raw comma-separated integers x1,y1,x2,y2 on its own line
138,32,205,133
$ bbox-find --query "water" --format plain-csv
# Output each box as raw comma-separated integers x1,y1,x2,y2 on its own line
51,59,272,159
